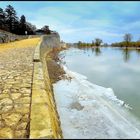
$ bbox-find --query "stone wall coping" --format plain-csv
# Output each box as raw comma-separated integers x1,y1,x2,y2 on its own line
30,34,62,138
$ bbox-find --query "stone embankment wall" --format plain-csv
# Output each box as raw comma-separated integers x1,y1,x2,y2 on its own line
30,33,63,138
0,29,28,43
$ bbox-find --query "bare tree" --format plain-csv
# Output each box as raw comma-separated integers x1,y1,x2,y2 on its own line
95,38,102,47
124,33,132,47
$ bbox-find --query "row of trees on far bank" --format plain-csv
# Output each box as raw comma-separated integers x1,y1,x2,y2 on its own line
0,5,51,35
77,34,140,48
111,33,140,48
77,38,103,47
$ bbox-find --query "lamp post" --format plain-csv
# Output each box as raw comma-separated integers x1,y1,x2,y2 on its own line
25,31,27,35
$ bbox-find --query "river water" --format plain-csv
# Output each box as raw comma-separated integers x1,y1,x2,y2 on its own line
60,47,140,120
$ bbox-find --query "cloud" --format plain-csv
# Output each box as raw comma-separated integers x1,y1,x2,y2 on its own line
0,1,140,43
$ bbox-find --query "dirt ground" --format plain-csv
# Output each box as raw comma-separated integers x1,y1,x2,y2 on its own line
46,47,67,84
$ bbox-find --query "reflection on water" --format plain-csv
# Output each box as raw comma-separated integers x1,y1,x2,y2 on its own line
137,49,140,56
122,49,131,62
95,47,101,56
61,47,140,120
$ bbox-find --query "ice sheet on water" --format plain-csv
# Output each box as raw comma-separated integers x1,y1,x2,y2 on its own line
53,64,140,139
62,65,131,108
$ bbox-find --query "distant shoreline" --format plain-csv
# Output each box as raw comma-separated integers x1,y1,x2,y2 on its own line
111,46,140,50
73,45,140,50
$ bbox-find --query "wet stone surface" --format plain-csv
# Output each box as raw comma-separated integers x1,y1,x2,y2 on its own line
0,43,36,138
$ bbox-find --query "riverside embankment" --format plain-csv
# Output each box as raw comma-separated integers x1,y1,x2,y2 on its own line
30,33,63,139
0,33,63,139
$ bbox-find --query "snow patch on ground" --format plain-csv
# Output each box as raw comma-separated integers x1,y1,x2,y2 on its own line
53,64,140,139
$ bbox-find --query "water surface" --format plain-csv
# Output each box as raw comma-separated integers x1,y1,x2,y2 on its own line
60,47,140,120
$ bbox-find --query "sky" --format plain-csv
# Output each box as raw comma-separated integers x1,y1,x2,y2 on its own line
0,1,140,44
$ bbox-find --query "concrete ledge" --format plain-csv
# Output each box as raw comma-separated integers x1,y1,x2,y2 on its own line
30,62,54,138
30,34,63,138
33,40,41,62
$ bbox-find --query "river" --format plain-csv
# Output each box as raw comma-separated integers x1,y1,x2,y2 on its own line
59,46,140,120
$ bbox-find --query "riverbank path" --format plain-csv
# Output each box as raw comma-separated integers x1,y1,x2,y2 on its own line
0,38,40,138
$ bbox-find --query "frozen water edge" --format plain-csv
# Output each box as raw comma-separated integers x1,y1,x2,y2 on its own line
53,64,140,139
